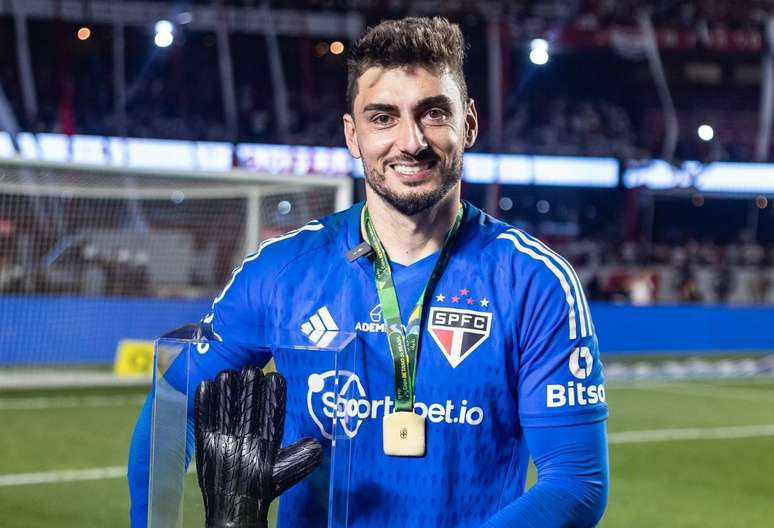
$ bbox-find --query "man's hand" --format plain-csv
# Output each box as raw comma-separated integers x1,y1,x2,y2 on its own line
195,366,323,528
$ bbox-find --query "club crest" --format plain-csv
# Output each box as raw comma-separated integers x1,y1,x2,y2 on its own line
428,306,492,368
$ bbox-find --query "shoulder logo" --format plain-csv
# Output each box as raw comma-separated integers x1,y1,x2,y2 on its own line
546,347,605,408
300,306,339,347
428,290,492,368
569,346,593,379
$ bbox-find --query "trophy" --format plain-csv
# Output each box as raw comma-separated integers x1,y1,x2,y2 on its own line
147,325,360,527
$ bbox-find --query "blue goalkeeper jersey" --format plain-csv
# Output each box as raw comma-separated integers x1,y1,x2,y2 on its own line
133,201,607,527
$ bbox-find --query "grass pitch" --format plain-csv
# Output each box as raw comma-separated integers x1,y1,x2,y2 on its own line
0,377,772,527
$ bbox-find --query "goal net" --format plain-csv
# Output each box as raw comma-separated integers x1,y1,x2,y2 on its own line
0,158,352,386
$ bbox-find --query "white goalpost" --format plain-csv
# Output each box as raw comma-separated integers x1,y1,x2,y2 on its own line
0,157,352,385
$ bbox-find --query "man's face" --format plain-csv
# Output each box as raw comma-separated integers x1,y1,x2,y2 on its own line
343,66,478,216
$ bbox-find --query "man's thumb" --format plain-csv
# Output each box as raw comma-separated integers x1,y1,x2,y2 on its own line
271,438,323,497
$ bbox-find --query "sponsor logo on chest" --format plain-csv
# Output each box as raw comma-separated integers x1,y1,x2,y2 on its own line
354,303,385,333
306,370,485,440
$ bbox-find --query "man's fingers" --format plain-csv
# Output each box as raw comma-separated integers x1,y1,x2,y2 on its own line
215,369,240,434
259,372,287,443
196,380,215,431
239,366,264,436
272,438,323,497
194,379,216,492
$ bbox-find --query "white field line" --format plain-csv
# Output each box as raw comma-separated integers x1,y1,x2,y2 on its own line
609,424,774,444
0,464,196,487
0,466,126,487
1,424,774,487
0,395,145,410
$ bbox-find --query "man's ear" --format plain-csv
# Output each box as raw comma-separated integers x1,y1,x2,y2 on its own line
464,98,478,149
343,114,361,159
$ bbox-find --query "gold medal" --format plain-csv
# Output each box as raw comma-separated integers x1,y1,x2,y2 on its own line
383,411,425,457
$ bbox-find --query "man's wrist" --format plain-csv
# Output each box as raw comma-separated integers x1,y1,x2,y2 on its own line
203,494,268,528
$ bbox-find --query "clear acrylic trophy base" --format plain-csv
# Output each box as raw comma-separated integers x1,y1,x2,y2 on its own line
148,326,361,528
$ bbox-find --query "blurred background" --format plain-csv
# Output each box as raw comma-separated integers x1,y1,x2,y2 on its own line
0,1,773,527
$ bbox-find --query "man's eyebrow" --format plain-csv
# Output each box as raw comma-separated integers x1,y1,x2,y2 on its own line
361,96,454,115
362,103,399,114
415,95,454,111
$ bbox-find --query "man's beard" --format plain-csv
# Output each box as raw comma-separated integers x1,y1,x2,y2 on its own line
362,150,463,216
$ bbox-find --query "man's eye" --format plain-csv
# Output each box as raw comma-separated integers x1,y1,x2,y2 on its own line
425,108,449,121
372,114,394,126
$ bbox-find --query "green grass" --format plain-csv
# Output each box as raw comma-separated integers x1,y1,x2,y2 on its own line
0,378,772,527
602,353,772,363
601,377,774,527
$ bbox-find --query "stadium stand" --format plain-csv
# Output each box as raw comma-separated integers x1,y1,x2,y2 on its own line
1,1,773,158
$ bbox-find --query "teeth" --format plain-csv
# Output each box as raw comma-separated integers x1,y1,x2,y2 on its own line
393,165,423,175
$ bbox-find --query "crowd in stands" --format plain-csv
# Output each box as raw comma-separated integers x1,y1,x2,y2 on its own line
586,0,772,28
2,2,774,306
4,229,773,305
1,0,772,158
554,236,774,305
502,0,773,28
501,96,647,159
291,0,773,27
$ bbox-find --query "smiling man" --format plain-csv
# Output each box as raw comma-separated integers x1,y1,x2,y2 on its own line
342,22,475,265
128,16,609,528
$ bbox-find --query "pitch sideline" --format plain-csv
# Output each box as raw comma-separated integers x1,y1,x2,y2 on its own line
607,423,774,444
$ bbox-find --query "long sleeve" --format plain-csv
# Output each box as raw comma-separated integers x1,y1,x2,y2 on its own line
127,389,154,527
481,421,609,528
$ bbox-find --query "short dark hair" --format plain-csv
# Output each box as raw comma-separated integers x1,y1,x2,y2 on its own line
346,17,468,114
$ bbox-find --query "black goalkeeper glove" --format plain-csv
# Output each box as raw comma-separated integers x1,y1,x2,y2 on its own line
195,366,323,528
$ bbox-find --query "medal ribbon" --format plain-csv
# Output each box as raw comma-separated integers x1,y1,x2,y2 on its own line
363,203,465,412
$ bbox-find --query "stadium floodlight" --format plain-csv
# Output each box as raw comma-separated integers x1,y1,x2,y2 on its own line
154,20,174,48
697,124,714,141
330,41,345,55
155,20,174,34
529,38,550,65
155,32,174,47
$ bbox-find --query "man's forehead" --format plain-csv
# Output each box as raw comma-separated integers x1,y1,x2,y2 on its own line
353,65,460,111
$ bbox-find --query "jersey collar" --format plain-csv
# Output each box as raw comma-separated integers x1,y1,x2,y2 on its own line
345,200,483,271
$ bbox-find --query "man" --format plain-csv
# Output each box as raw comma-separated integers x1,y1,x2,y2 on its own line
129,16,608,527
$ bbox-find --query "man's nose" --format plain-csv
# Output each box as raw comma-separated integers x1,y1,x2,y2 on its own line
395,118,428,155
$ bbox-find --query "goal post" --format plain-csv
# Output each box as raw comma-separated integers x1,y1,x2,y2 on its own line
0,157,353,382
